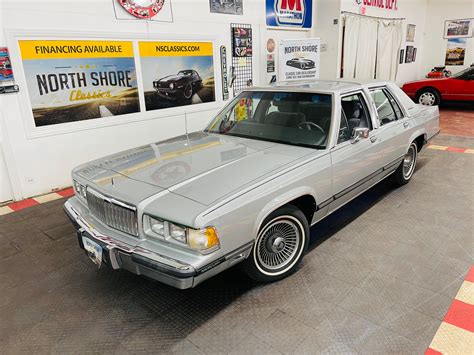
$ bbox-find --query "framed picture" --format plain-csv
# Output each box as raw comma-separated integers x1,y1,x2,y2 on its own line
399,49,405,64
406,24,416,42
444,19,473,38
210,0,243,15
405,46,413,63
445,38,466,66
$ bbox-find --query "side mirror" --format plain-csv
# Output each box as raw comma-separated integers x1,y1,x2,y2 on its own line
351,127,369,144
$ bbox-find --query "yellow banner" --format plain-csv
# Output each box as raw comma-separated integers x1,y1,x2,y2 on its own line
19,40,134,60
139,41,213,57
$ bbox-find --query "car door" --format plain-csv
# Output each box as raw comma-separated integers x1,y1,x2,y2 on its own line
328,91,385,213
443,68,474,101
368,87,411,169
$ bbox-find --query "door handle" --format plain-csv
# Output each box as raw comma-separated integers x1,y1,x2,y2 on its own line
370,136,377,143
403,122,410,128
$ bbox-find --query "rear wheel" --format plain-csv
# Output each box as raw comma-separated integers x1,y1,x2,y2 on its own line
416,88,440,106
392,142,418,186
242,205,309,283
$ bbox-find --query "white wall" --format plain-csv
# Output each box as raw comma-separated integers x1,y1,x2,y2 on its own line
0,0,315,201
421,0,474,78
312,0,342,80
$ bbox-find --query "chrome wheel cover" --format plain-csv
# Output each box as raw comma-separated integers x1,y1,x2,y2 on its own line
255,217,302,273
403,144,416,179
418,92,436,106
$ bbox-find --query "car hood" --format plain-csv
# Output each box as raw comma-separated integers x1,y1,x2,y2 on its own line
158,74,183,82
76,132,316,206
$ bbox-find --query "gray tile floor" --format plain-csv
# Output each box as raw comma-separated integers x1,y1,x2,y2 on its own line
1,134,473,354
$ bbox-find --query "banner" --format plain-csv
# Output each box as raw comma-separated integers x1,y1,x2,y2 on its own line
279,38,320,81
266,0,313,29
19,40,139,127
139,41,215,111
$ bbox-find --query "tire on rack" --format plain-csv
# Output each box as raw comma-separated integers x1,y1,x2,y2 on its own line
242,204,309,283
392,141,418,186
416,88,441,106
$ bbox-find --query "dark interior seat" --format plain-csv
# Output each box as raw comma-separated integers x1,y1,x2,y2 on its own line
343,101,368,132
266,112,305,127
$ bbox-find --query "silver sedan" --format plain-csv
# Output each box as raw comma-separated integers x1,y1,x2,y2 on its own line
64,80,440,289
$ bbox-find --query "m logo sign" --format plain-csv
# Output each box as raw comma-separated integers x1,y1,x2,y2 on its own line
266,0,312,29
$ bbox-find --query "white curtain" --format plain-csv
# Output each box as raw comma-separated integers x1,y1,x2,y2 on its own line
343,14,402,81
376,20,402,81
355,17,379,79
343,16,361,79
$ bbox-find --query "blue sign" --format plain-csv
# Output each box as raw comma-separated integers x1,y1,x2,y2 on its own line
266,0,313,29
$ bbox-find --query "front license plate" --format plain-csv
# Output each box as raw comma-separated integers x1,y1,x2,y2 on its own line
82,237,103,267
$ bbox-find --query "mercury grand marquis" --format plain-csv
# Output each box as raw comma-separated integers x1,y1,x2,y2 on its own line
64,80,440,289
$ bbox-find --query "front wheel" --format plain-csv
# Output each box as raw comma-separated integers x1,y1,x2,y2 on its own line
242,205,309,283
392,142,418,186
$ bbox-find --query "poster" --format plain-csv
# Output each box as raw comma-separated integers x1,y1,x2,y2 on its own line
405,45,414,63
279,38,320,81
445,38,466,66
210,0,243,15
139,41,215,111
267,54,275,73
19,40,139,127
0,47,13,81
444,19,473,39
232,26,252,57
266,0,313,29
406,24,416,42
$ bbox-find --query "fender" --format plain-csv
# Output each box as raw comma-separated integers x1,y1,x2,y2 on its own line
408,127,427,148
252,186,317,237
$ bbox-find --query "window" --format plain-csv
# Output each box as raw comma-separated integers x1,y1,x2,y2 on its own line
206,91,333,149
338,109,351,143
370,89,402,125
340,93,372,136
385,90,404,120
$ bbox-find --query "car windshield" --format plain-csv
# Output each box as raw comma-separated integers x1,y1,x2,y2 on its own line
205,91,332,149
452,67,472,78
179,70,193,76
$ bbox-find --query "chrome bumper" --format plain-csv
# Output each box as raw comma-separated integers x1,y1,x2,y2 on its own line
63,200,252,289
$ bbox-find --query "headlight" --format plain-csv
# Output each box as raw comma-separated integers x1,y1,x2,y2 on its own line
169,82,174,89
169,223,186,243
144,215,219,253
148,216,165,236
73,180,87,200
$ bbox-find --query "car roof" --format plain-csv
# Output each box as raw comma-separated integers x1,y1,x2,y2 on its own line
247,79,391,94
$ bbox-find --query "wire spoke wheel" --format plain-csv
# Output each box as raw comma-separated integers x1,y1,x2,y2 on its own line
255,217,302,273
403,144,417,179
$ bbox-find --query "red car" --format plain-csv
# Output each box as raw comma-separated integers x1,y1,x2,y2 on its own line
402,66,474,106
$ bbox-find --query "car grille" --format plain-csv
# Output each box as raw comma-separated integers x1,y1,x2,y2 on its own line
86,188,139,237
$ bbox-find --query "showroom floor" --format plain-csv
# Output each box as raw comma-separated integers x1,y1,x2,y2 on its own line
1,109,473,354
